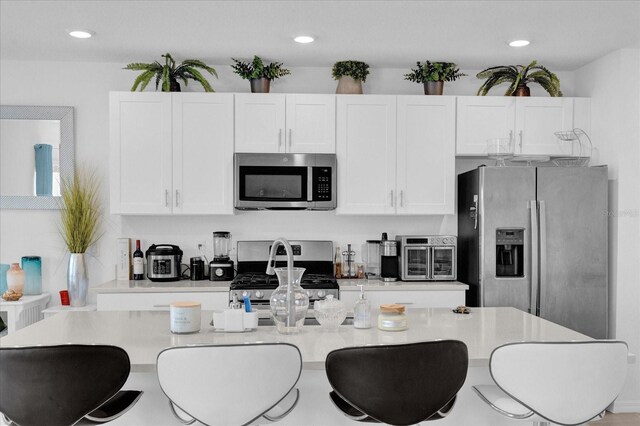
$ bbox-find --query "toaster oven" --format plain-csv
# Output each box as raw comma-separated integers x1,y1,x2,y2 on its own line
396,235,456,281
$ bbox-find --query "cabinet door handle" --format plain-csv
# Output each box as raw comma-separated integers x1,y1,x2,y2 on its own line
390,190,394,207
288,129,292,150
175,190,180,207
278,128,282,150
519,130,523,150
165,190,170,207
509,130,513,145
153,304,170,308
400,190,404,207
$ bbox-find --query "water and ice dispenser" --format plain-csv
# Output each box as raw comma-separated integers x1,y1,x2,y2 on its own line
495,229,524,277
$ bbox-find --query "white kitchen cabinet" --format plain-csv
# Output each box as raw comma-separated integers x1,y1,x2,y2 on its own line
234,94,335,153
97,292,229,311
396,96,455,215
336,95,455,215
336,95,397,215
456,96,589,157
110,92,234,215
339,288,464,310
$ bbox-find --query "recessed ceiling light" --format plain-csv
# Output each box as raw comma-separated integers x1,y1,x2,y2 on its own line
509,39,530,47
293,35,315,44
68,29,94,39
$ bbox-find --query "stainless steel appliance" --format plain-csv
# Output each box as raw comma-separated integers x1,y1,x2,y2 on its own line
380,239,399,282
145,244,183,282
396,235,457,281
209,231,234,281
457,166,608,338
234,153,337,210
229,240,339,309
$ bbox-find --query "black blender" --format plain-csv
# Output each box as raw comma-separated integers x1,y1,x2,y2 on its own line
209,232,235,281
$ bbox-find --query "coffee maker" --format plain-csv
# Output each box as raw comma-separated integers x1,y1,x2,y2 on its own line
209,231,235,281
379,233,399,282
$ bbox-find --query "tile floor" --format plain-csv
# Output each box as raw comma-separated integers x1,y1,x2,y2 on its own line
589,412,640,425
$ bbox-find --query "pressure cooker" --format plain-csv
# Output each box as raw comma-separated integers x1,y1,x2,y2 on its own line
145,244,183,282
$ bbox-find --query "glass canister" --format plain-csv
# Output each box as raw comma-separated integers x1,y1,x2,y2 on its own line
270,267,309,334
377,304,408,331
21,256,42,295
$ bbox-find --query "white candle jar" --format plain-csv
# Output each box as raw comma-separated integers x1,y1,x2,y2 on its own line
170,302,201,334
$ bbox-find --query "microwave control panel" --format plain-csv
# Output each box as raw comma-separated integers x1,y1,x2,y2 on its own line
312,167,332,201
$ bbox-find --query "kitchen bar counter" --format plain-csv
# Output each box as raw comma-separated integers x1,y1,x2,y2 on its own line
0,307,587,372
0,307,593,426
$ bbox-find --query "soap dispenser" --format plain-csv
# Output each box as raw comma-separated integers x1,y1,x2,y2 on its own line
353,284,371,329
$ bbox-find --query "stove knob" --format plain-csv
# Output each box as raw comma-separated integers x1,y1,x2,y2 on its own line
306,290,313,298
317,290,326,298
242,290,251,298
255,291,264,299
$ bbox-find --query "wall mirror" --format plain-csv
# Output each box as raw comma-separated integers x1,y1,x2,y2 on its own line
0,105,74,209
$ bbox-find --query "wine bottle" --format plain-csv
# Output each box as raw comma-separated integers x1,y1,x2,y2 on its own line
133,240,144,280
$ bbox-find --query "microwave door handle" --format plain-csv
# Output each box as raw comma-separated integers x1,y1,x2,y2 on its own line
307,167,313,201
427,247,433,279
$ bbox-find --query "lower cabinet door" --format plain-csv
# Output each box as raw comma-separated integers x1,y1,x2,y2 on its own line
97,292,229,311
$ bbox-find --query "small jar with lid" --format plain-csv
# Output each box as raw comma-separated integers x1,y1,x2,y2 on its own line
377,304,408,331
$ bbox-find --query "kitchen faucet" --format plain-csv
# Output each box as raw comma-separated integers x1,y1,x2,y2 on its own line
266,237,295,328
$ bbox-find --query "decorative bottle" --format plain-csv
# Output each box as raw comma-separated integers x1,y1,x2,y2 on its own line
133,240,144,280
334,246,342,278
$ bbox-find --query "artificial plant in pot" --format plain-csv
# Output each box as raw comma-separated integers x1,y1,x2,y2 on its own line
124,53,218,92
58,169,103,307
231,55,291,93
332,60,370,94
476,60,563,96
404,61,466,95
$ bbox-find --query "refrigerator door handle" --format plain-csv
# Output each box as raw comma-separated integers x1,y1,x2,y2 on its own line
471,194,479,230
530,200,539,316
538,200,547,317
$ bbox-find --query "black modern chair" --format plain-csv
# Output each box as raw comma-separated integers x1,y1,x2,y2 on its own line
0,344,142,426
325,340,469,426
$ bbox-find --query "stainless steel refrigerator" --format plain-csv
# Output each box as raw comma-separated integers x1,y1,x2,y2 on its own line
457,166,608,338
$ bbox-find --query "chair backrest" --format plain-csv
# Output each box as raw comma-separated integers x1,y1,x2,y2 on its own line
156,343,302,426
0,344,131,426
325,340,468,425
490,340,628,425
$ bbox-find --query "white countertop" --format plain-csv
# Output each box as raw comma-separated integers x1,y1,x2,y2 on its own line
339,279,468,291
0,307,589,372
92,279,232,293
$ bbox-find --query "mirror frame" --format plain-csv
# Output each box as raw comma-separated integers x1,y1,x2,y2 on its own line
0,105,75,210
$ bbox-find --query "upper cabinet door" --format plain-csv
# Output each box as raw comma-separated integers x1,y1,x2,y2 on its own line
336,95,397,215
172,93,234,215
514,98,574,156
285,94,336,153
396,96,455,215
110,92,172,214
234,93,286,153
456,97,516,155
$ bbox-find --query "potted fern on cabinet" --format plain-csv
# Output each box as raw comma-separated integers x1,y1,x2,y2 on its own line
404,61,466,95
332,60,370,94
231,56,291,93
124,53,218,92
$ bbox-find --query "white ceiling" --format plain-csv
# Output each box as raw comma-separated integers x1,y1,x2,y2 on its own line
1,0,639,71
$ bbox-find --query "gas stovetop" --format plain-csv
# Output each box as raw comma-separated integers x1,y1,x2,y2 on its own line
229,240,339,305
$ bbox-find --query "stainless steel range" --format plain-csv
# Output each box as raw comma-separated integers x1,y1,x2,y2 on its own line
229,240,339,308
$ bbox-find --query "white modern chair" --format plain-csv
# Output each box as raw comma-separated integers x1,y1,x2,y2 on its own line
156,343,302,426
473,340,628,426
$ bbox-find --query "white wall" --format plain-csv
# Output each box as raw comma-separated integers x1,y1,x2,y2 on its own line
575,48,640,412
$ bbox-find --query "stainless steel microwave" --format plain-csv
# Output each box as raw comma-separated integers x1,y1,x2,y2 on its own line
234,153,337,210
396,235,457,281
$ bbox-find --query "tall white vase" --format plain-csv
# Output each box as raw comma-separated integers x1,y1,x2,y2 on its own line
68,253,88,307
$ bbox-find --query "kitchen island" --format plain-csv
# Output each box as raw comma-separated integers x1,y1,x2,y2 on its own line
0,308,591,425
